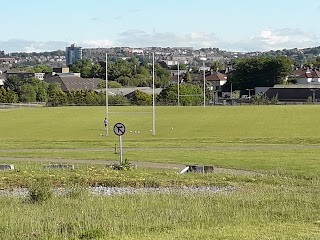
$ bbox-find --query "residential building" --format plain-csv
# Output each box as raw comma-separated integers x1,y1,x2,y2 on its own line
53,67,70,74
291,68,320,84
65,44,82,65
44,73,101,91
35,73,45,80
191,71,227,90
5,69,35,79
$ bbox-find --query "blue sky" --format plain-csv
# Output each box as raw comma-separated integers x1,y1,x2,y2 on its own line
1,0,320,52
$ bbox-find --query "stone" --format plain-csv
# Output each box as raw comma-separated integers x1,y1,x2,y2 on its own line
0,164,14,170
43,164,74,170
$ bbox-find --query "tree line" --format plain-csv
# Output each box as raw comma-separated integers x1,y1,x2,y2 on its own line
0,76,206,106
68,57,170,88
0,55,297,106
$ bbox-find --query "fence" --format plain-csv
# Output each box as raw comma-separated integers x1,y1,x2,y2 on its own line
0,102,47,109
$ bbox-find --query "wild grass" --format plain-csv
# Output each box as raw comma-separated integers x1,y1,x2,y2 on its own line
0,185,319,239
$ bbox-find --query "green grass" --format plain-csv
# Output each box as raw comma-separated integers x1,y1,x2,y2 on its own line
1,105,320,239
1,105,320,174
0,185,319,239
1,105,320,147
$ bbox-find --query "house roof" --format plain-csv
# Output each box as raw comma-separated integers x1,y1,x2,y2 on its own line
191,71,227,82
169,74,185,82
5,69,26,74
96,87,162,96
273,84,320,89
291,68,320,78
44,74,103,91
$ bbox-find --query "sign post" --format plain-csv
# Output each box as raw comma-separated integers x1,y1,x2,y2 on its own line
113,123,126,165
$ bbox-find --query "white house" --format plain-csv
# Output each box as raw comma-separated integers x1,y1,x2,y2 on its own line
291,68,320,84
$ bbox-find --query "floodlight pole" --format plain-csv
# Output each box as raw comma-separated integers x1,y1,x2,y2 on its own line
177,62,180,106
152,52,155,136
203,61,206,108
106,53,109,136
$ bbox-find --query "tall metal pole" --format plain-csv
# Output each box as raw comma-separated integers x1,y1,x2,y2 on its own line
152,52,155,136
177,62,180,106
203,61,206,108
105,53,109,136
230,82,233,105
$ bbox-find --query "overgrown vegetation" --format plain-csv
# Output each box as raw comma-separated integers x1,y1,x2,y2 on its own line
27,178,53,203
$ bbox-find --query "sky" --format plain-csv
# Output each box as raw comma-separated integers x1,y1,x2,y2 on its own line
1,0,320,53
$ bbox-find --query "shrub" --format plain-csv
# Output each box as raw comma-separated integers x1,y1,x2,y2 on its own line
109,158,134,171
28,178,53,203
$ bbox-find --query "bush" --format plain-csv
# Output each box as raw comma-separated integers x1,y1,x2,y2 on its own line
28,178,53,203
109,158,134,171
108,81,122,88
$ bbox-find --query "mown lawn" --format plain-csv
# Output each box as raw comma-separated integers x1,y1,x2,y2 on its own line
1,105,320,174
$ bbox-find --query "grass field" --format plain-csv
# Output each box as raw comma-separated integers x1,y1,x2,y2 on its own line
1,105,320,173
1,105,320,239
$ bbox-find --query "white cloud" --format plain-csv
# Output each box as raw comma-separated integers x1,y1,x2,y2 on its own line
1,28,320,53
0,39,113,53
80,40,113,48
222,28,320,52
117,30,218,48
0,39,67,53
116,28,320,52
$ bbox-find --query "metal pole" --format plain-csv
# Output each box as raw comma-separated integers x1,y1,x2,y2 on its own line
203,61,206,108
230,82,233,105
119,135,123,165
177,62,180,106
152,52,155,136
105,53,109,136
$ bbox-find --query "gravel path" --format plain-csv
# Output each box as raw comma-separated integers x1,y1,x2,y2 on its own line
0,186,235,197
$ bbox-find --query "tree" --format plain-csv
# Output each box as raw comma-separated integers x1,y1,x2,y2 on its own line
18,84,36,102
229,56,292,90
47,82,67,106
4,76,22,92
109,94,130,106
0,87,18,103
127,90,152,105
33,64,52,73
184,71,192,82
155,64,170,88
158,83,203,106
210,61,224,71
69,59,93,77
36,81,49,102
137,66,151,78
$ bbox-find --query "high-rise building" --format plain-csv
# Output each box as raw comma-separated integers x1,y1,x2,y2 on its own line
65,44,82,65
